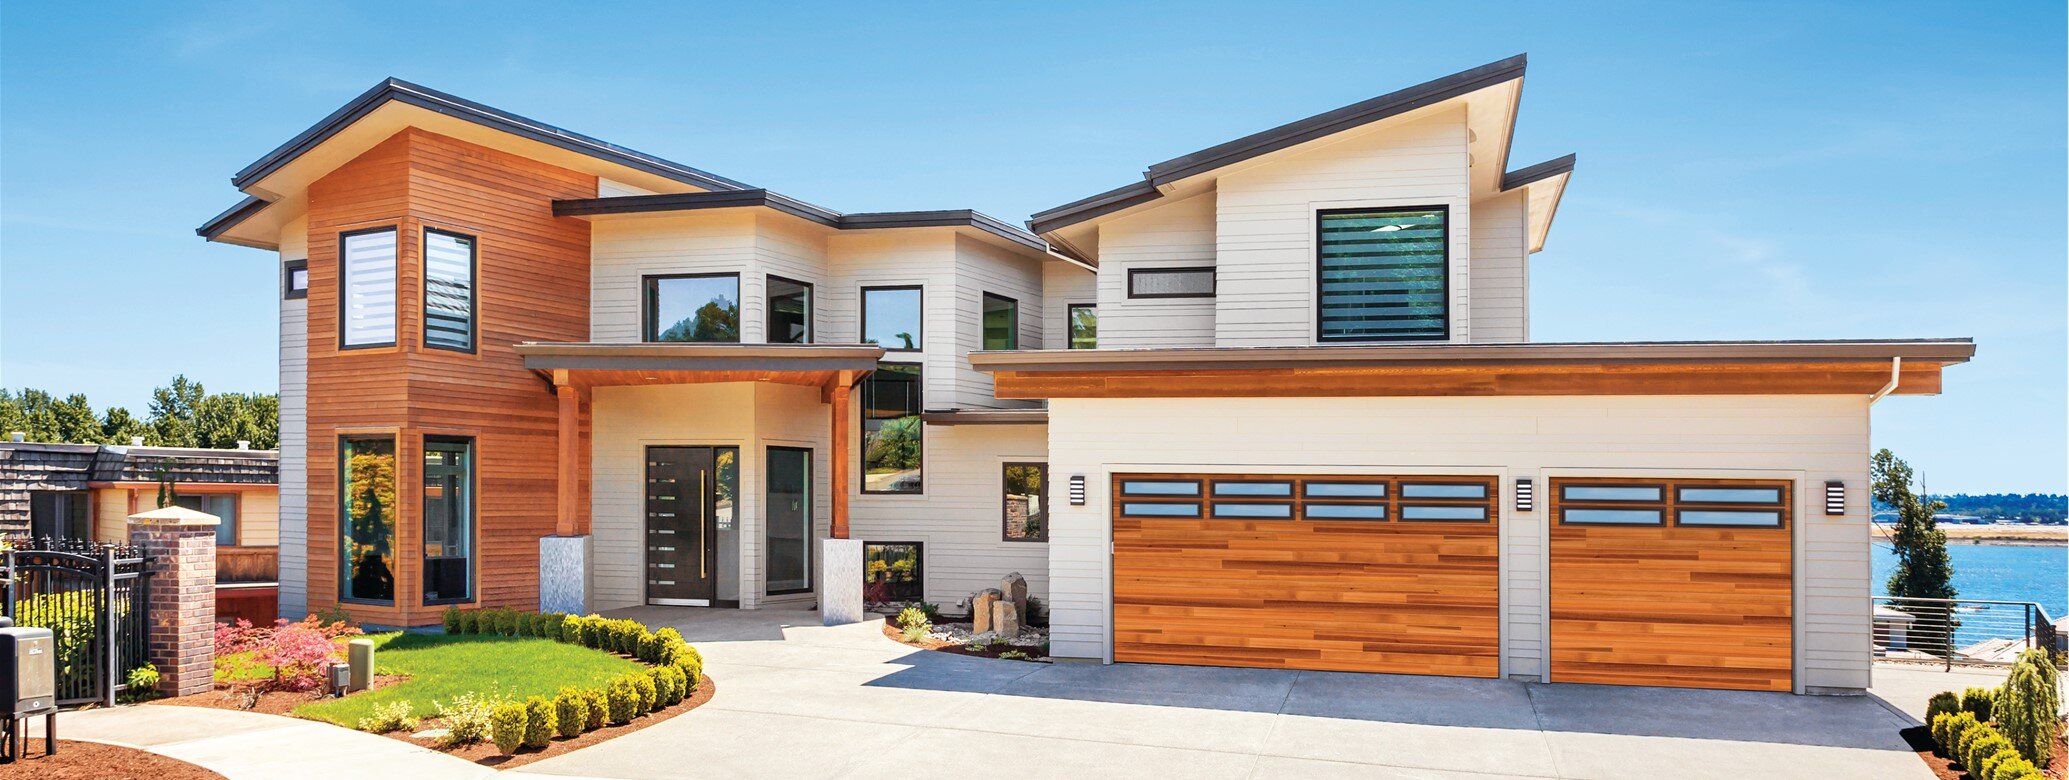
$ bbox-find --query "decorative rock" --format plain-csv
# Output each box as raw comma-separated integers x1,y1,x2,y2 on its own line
972,588,1001,634
991,600,1021,639
999,572,1028,620
411,728,452,741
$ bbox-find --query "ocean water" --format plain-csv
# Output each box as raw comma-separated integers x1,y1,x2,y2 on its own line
1871,541,2069,624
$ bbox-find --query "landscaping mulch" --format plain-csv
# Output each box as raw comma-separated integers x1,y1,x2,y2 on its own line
880,621,1047,661
154,675,407,717
1900,725,2068,780
399,675,715,770
0,739,224,780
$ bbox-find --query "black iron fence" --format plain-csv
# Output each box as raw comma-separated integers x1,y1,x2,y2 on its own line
1873,595,2060,669
0,537,152,707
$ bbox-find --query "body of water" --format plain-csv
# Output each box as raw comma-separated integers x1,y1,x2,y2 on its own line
1872,542,2068,646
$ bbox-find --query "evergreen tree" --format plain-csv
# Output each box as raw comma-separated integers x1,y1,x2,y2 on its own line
46,393,101,443
147,375,206,447
0,390,26,438
100,406,152,445
1875,448,1956,601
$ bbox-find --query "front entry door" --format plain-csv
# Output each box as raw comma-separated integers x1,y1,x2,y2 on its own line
645,446,720,605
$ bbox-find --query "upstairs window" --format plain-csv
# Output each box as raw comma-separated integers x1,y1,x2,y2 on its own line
645,273,740,343
982,293,1018,350
1067,304,1097,349
861,363,923,494
284,259,309,300
861,286,922,352
423,229,476,352
1128,267,1215,299
340,228,398,348
767,276,813,344
1317,207,1448,341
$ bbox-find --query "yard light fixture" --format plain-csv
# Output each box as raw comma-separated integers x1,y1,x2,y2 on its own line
1825,481,1845,516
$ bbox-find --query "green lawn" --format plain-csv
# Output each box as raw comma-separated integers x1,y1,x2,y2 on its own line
293,633,644,728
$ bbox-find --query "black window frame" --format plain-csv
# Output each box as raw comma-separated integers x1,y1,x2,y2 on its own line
643,272,743,344
421,227,480,354
765,445,815,595
860,361,925,495
862,540,925,607
338,434,400,605
338,226,400,350
1066,303,1097,349
284,258,309,300
981,292,1020,351
1314,205,1451,343
765,274,814,345
859,285,924,353
421,436,477,606
28,490,92,541
1126,266,1217,300
1002,462,1048,543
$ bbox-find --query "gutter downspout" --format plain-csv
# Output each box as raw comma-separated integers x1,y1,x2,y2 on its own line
1868,357,1902,405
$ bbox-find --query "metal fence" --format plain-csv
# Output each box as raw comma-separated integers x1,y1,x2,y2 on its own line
0,537,152,707
1873,595,2060,669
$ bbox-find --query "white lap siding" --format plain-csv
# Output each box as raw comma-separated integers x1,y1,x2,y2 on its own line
1044,394,1874,693
278,216,310,618
1467,190,1528,343
1095,193,1216,348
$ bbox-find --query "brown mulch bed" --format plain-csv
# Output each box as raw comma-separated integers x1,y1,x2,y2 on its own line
413,675,716,770
155,675,408,716
0,739,224,780
1902,725,2068,780
880,622,1046,661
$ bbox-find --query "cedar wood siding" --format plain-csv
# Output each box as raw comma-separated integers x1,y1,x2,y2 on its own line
305,128,595,627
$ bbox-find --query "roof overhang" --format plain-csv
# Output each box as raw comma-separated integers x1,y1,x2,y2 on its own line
1501,154,1576,253
516,342,884,392
200,78,753,251
918,408,1049,426
552,190,1055,259
968,339,1975,400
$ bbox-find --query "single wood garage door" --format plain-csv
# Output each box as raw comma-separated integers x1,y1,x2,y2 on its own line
1111,473,1500,677
1548,478,1794,692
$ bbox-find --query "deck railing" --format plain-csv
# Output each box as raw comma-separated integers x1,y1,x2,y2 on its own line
215,545,279,583
1874,596,2059,669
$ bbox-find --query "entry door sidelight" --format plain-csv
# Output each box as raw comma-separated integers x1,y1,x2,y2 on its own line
646,446,720,605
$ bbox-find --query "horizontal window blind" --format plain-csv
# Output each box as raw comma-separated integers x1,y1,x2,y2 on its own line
1317,208,1446,340
341,229,397,347
424,230,474,351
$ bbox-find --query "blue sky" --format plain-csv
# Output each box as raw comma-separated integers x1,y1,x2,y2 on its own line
2,2,2062,492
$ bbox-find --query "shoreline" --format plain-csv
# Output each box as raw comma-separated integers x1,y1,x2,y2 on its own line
1872,524,2068,548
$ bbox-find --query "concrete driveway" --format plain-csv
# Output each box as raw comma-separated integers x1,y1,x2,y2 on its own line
511,608,1927,780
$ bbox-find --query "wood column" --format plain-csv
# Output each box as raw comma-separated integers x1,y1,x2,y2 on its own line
554,372,580,537
829,370,854,540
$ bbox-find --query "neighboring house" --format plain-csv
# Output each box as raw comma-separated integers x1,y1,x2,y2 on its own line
0,436,281,622
198,54,1972,694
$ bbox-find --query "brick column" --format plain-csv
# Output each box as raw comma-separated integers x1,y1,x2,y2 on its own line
129,508,219,698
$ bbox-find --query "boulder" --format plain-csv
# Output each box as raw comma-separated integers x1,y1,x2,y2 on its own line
999,572,1029,619
991,599,1020,639
971,588,1001,634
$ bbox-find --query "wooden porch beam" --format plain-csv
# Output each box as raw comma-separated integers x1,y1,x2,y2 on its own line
554,369,581,537
829,369,855,540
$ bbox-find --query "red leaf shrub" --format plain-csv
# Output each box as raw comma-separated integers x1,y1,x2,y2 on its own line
261,624,338,691
215,618,264,656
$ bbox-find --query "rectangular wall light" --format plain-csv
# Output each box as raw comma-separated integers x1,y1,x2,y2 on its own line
1069,475,1087,506
1825,481,1845,515
1515,478,1534,513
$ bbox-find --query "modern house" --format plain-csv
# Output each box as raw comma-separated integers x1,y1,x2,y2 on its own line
0,437,282,622
199,54,1973,694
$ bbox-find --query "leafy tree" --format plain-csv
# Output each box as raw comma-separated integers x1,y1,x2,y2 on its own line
0,376,277,449
1875,448,1956,601
0,390,26,438
657,297,740,343
100,406,151,445
148,375,206,447
46,393,102,443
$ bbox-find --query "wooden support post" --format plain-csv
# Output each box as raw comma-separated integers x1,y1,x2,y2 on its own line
555,371,580,537
829,370,854,540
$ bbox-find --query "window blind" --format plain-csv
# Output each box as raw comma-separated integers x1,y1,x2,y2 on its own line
424,230,474,350
1317,208,1447,340
341,229,397,347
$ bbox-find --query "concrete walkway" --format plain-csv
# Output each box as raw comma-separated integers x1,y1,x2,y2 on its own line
506,607,1928,780
28,702,492,779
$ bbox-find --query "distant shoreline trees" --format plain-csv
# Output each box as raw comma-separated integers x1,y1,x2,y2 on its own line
0,374,279,450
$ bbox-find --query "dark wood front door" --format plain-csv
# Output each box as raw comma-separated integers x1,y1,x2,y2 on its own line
645,446,720,605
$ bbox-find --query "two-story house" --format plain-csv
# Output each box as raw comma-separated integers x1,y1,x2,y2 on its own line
200,55,1971,695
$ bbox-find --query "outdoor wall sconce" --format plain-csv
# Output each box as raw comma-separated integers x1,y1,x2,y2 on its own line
1514,478,1534,513
1069,475,1086,506
1826,481,1846,516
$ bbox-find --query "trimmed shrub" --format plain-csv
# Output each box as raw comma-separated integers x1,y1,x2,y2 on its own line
579,615,606,648
434,693,497,747
1954,718,1990,767
614,620,643,654
1997,648,2062,766
442,606,462,634
543,613,568,642
1926,690,1961,726
490,701,528,754
630,671,657,713
1961,686,1997,722
606,677,638,725
1964,730,2013,775
1979,745,2021,780
457,610,480,634
644,667,669,711
560,615,584,644
523,696,554,749
638,631,663,663
895,605,931,631
554,688,586,738
1989,754,2044,780
358,700,420,733
654,627,684,648
583,687,608,731
1936,711,1981,757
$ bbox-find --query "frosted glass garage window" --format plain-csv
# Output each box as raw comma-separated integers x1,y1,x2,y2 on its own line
423,229,475,351
1317,208,1447,341
1127,267,1215,299
340,228,398,348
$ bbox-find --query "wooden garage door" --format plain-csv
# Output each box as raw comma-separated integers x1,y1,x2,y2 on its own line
1549,478,1793,692
1111,473,1500,677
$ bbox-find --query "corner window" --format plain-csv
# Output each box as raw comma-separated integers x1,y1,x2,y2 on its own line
1127,267,1215,299
645,274,740,342
863,542,923,608
861,286,922,351
1003,463,1047,542
861,363,923,494
173,494,239,546
1316,207,1448,341
340,436,398,603
422,438,473,604
1067,304,1097,349
284,259,309,300
423,229,476,352
767,276,813,344
982,293,1018,350
340,228,398,348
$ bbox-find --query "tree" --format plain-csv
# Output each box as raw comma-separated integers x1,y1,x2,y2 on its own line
1875,448,1956,601
148,375,206,447
0,390,26,437
100,406,151,445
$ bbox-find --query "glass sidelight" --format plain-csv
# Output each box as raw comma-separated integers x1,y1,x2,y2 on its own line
423,438,474,604
766,447,813,594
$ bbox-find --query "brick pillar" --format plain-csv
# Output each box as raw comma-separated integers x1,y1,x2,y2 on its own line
130,513,218,697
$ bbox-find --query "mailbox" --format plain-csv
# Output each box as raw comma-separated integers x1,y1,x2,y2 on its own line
0,627,55,716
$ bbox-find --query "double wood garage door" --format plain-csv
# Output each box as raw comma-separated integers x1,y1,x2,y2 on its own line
1111,473,1502,677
